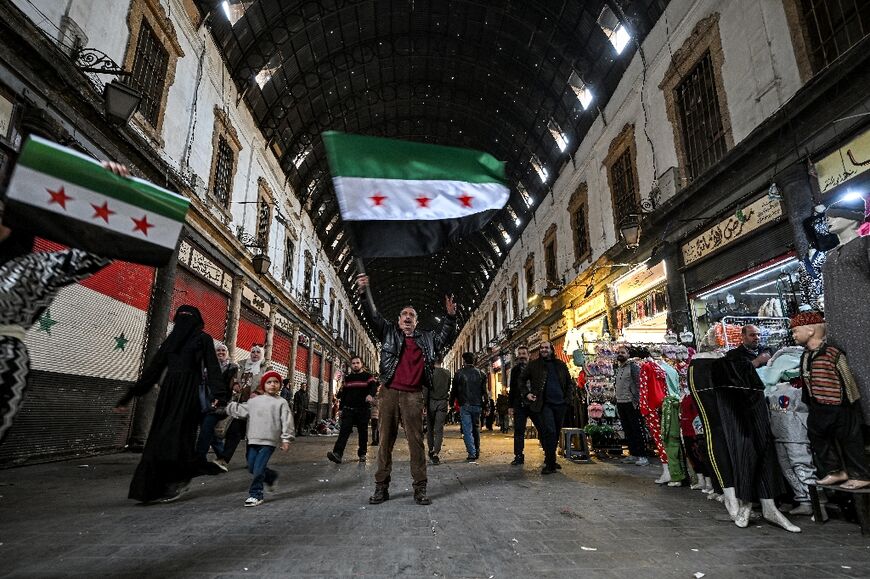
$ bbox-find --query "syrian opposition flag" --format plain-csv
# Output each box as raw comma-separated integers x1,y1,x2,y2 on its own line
322,131,510,257
3,136,190,266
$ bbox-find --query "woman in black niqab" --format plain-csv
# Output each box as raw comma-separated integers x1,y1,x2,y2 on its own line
116,305,228,503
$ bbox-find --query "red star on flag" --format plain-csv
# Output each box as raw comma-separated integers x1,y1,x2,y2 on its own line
131,215,154,236
416,196,432,208
47,186,73,209
457,194,474,208
91,201,116,223
370,193,387,206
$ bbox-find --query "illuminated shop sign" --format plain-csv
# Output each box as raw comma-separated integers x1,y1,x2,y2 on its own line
681,196,782,266
815,128,870,195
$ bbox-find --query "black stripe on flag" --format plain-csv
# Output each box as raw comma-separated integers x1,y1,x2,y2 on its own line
345,210,500,258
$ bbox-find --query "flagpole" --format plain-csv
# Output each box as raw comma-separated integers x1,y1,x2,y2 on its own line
354,257,378,317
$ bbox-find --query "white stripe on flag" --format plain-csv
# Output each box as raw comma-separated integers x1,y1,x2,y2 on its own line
10,165,182,249
333,177,509,221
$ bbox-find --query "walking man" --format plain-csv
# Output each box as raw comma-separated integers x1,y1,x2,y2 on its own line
426,358,451,465
614,345,648,466
509,345,537,465
357,274,456,506
327,356,377,464
522,341,576,474
292,383,309,437
450,352,489,461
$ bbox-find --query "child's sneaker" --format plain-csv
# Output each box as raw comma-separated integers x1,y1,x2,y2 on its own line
244,497,264,507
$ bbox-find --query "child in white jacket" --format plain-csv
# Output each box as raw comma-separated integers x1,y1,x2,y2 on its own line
225,370,294,506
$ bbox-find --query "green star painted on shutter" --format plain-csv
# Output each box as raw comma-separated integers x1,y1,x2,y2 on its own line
113,332,130,351
37,310,58,335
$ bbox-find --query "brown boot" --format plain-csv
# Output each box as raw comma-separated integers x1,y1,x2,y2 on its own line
414,485,432,505
369,483,390,504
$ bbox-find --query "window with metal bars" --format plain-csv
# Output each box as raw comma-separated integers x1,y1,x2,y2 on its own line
212,135,234,207
303,255,313,302
130,20,169,127
675,51,727,182
525,259,535,297
572,203,590,262
510,279,519,319
609,149,638,228
544,238,558,285
283,236,294,284
256,195,272,251
799,0,870,72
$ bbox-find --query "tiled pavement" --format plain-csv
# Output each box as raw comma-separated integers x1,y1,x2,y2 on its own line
1,425,868,578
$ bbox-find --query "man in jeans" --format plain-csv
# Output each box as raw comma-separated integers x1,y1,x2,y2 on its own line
327,356,377,464
614,345,648,466
508,345,538,465
426,358,451,465
450,352,489,461
357,274,456,506
522,341,575,474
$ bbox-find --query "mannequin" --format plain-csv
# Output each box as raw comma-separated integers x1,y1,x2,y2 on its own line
791,311,870,490
639,350,669,484
689,355,800,532
823,198,870,424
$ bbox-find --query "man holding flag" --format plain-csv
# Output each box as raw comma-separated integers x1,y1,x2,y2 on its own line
356,275,455,505
323,130,510,504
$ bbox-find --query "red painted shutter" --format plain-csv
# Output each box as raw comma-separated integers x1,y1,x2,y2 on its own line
170,268,229,341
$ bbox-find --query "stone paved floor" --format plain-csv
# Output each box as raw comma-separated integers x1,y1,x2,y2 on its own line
1,425,868,578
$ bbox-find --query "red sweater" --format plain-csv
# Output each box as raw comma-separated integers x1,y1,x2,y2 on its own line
390,336,424,391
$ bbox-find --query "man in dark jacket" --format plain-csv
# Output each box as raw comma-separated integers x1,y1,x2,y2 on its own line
328,356,377,464
725,324,772,368
508,345,537,465
450,352,489,460
358,274,456,506
522,341,576,474
292,384,310,437
426,358,451,465
496,393,510,433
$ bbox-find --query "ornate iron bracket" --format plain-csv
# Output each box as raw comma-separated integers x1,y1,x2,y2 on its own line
74,48,129,76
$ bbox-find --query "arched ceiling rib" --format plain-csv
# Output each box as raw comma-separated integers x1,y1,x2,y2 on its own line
197,0,668,344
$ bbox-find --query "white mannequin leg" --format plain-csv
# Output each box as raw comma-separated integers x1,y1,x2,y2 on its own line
655,462,671,484
691,474,705,490
722,487,740,520
734,503,752,528
761,499,801,532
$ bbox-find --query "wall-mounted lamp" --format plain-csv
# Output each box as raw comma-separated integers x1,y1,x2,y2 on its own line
619,214,642,250
237,230,271,276
74,48,141,125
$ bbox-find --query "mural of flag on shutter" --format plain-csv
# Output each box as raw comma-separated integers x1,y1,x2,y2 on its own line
24,239,155,380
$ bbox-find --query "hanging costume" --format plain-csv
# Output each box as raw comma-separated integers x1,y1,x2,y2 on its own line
679,392,711,478
639,360,668,464
689,354,785,501
0,237,110,445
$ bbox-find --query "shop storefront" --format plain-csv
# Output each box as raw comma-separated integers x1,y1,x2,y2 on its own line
566,293,609,356
680,194,796,351
613,261,669,343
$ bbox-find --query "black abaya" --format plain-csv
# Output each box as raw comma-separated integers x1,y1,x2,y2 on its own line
120,307,226,502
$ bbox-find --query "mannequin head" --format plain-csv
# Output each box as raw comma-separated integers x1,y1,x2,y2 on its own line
826,195,866,244
790,311,826,349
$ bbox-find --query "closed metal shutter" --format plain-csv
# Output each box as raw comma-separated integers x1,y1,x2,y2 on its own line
236,306,267,359
170,267,229,342
1,239,155,466
271,329,292,376
683,223,794,294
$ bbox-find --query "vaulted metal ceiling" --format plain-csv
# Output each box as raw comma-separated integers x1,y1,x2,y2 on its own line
196,0,668,343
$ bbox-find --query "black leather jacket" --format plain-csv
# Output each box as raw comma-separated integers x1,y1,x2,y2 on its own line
449,365,489,407
364,298,456,390
520,356,575,413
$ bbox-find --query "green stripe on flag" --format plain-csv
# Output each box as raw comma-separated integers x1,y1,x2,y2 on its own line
323,131,508,184
18,136,189,221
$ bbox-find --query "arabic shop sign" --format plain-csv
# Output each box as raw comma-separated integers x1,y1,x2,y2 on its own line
681,196,783,266
178,240,232,293
815,128,870,195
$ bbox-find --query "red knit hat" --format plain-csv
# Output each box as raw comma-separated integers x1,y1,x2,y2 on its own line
790,311,824,328
260,370,283,388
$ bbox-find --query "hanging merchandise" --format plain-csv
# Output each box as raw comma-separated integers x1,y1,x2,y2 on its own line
582,342,622,456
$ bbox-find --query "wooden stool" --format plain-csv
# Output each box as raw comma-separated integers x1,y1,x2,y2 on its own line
560,428,590,462
809,483,870,535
